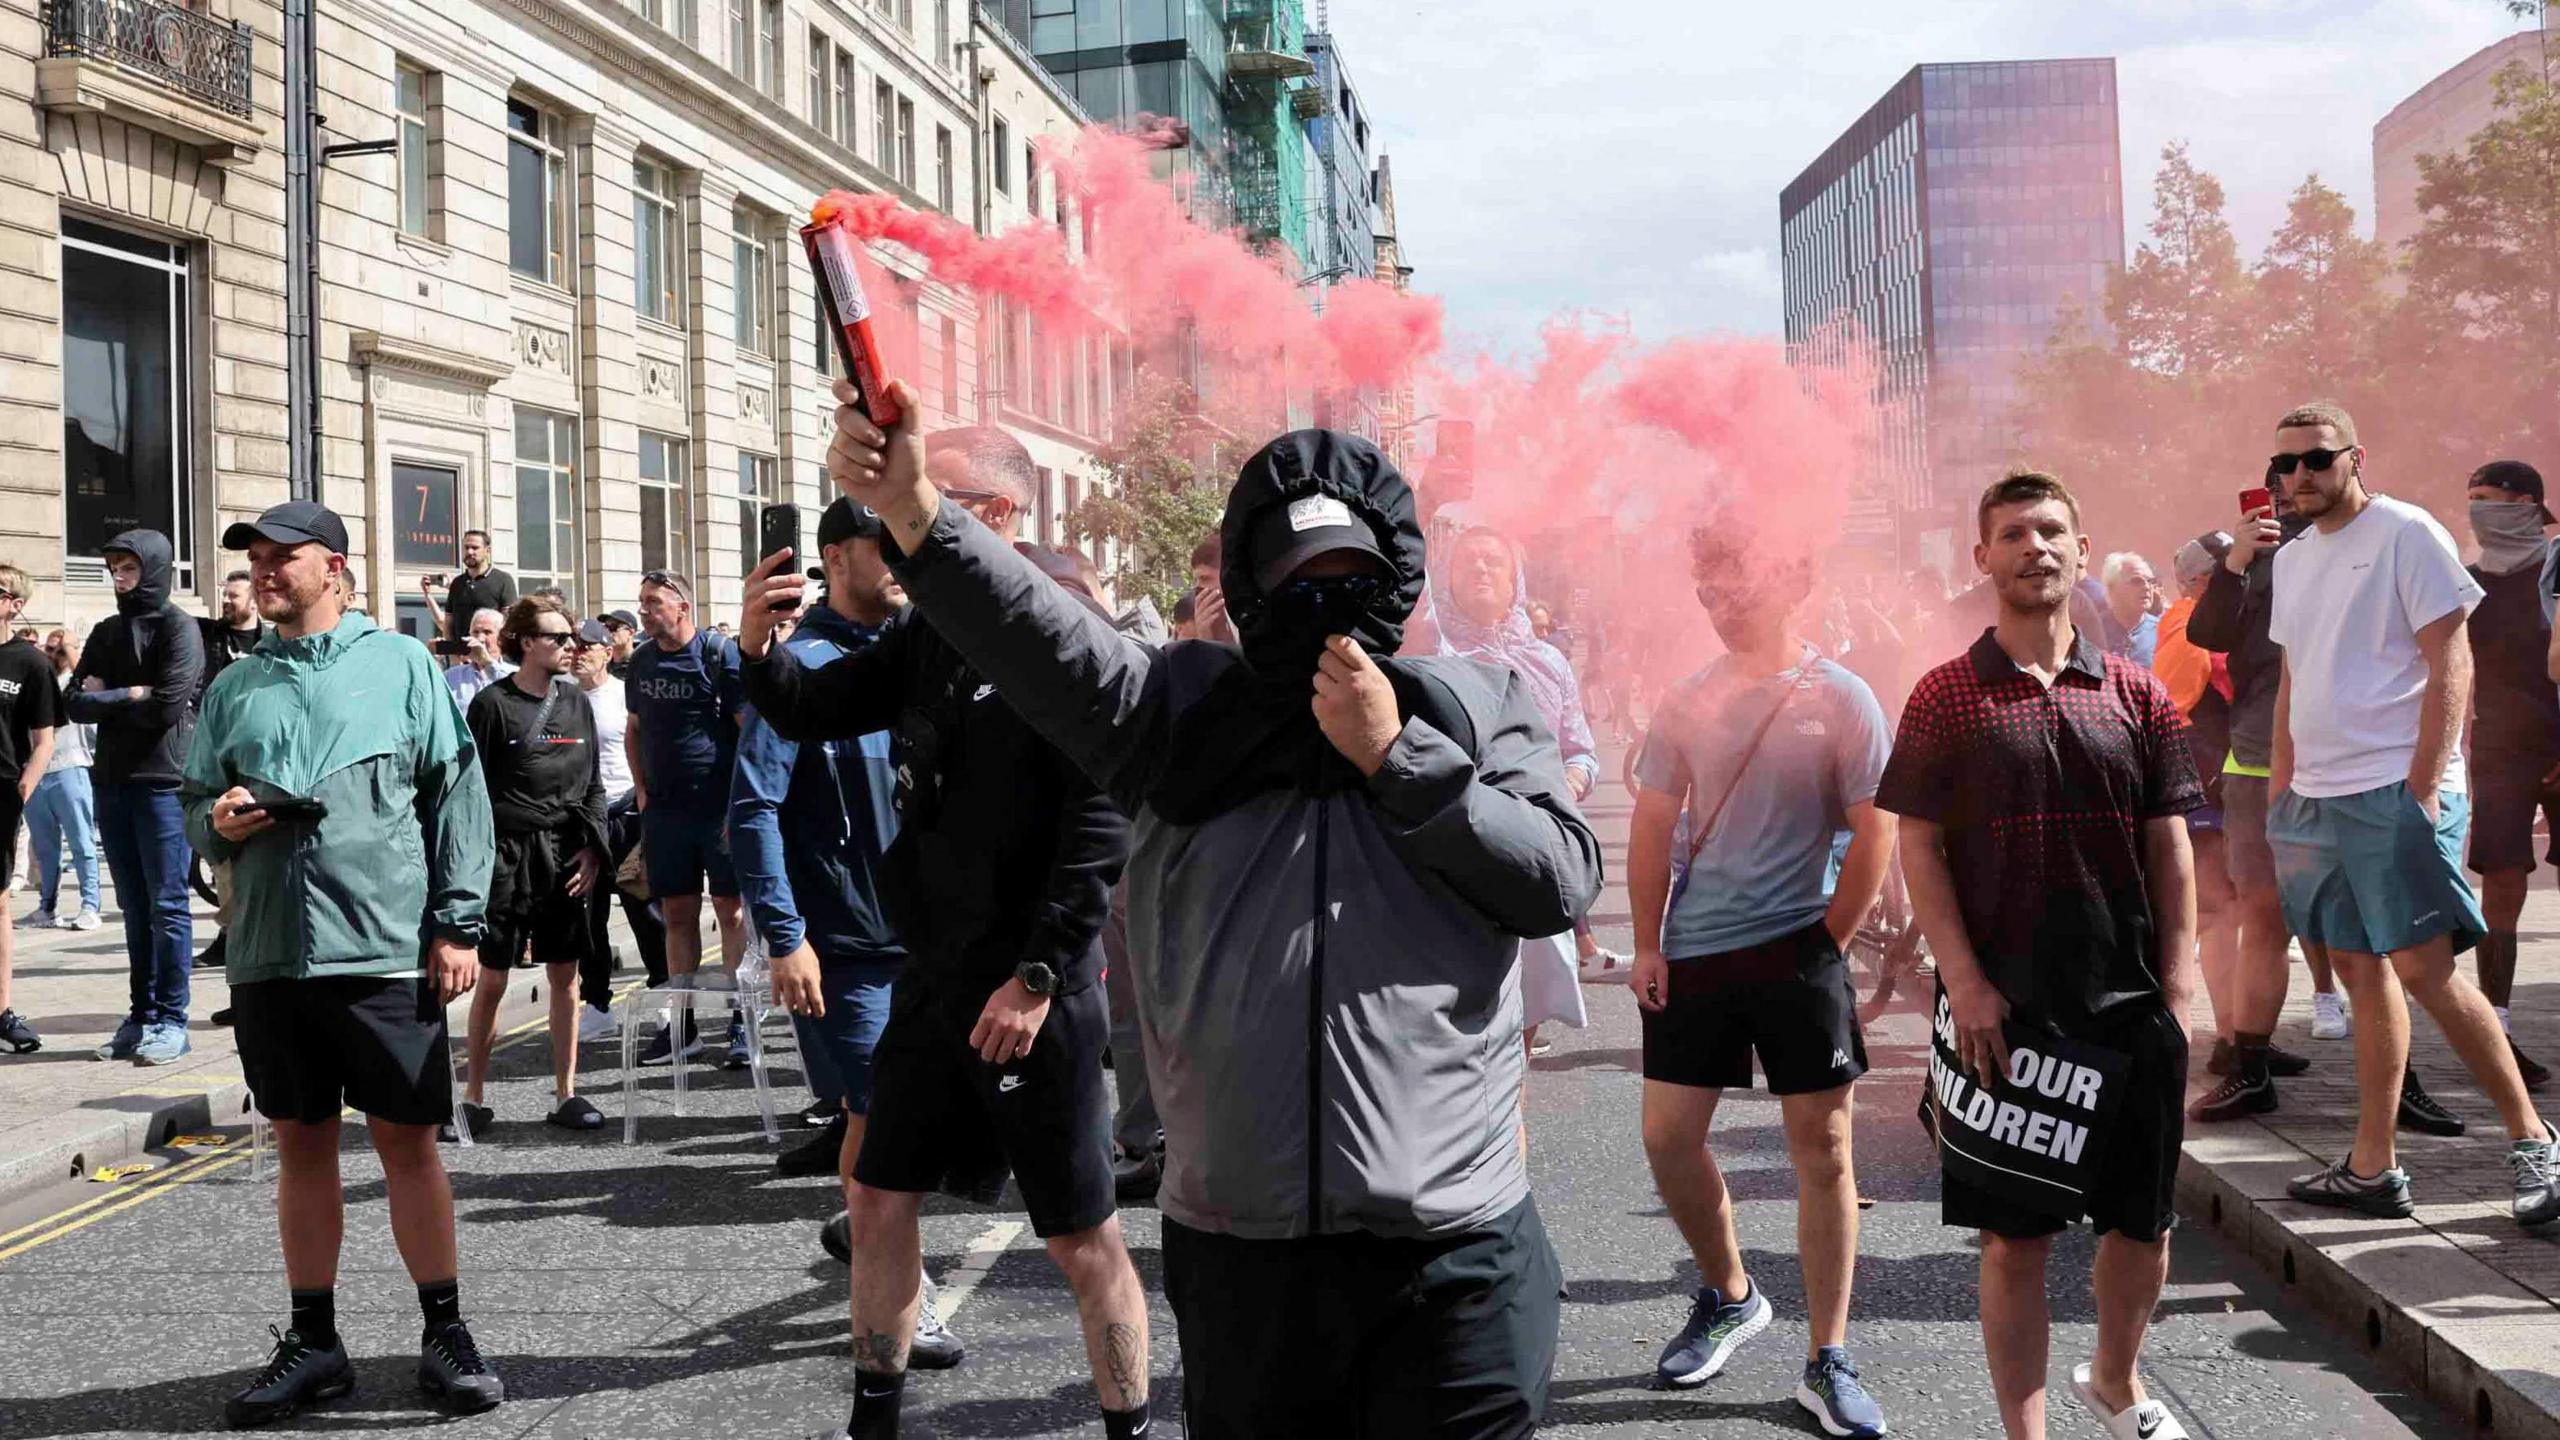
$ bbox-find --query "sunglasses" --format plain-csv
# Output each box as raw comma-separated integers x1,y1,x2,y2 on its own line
2266,446,2353,480
943,488,1003,505
640,570,692,599
527,629,576,644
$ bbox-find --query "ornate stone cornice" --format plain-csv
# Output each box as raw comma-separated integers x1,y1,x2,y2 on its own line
350,329,515,388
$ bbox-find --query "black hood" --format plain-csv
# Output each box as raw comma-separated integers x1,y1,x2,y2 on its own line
104,528,175,616
1219,430,1424,676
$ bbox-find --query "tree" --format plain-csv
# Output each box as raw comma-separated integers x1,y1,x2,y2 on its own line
1064,374,1244,613
2111,142,2253,378
2252,174,2389,396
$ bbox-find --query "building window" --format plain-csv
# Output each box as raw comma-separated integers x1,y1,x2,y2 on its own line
732,205,772,357
396,62,434,239
1034,465,1055,547
736,451,777,578
728,0,748,82
506,98,570,287
812,286,832,374
1025,147,1039,214
896,97,915,187
60,219,194,590
835,51,857,143
992,117,1010,193
934,0,950,67
873,80,894,173
934,125,954,212
638,432,688,575
896,0,912,32
642,0,695,41
808,31,832,135
940,314,960,416
633,158,682,325
760,0,782,98
514,408,581,610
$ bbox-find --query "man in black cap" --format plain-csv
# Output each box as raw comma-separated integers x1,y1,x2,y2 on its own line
600,610,639,680
734,436,1144,1440
2467,459,2556,1086
183,500,503,1427
749,379,1601,1436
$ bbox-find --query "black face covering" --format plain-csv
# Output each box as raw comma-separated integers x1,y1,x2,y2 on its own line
1246,574,1395,680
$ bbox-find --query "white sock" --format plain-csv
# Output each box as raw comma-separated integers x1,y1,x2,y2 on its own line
2496,1006,2512,1036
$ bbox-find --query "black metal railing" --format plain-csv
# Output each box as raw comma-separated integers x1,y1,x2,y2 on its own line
42,0,254,120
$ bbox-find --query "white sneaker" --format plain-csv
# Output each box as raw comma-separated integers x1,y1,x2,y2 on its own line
2071,1363,2188,1440
66,909,100,931
577,1004,618,1044
2312,991,2349,1040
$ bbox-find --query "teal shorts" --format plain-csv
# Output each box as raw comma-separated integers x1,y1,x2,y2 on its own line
2267,782,2484,958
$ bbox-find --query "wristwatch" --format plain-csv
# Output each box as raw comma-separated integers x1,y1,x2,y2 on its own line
1014,960,1057,997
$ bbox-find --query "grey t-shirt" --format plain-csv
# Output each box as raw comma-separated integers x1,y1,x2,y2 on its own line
1634,651,1890,959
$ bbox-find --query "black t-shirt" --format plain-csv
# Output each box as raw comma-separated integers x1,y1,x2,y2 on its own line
2466,560,2560,757
0,638,65,785
444,567,518,640
466,674,603,837
1876,629,2203,1028
196,618,268,701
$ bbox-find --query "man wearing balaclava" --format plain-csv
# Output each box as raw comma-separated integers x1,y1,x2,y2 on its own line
744,377,1602,1438
2463,460,2556,1088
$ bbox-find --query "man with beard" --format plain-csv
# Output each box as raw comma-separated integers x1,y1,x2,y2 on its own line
2257,404,2559,1229
200,570,272,701
455,595,608,1137
421,528,517,642
751,377,1602,1436
1627,528,1894,1439
68,528,203,1064
1881,470,2201,1440
735,426,1143,1440
184,501,501,1426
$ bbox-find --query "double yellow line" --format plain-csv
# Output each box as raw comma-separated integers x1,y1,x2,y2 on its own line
0,981,650,1265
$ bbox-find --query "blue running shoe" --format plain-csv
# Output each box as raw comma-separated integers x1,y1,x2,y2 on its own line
1655,1283,1771,1388
93,1015,144,1062
1796,1345,1887,1437
134,1023,192,1066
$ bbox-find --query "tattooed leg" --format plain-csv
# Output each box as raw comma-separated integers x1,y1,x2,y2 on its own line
1045,1215,1151,1409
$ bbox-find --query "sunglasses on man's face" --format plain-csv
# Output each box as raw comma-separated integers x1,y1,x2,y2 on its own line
2267,446,2352,480
528,629,576,645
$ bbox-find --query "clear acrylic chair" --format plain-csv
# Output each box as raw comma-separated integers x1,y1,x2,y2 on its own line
618,919,792,1146
250,1037,472,1181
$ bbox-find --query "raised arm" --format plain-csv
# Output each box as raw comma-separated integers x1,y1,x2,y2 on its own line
738,615,913,746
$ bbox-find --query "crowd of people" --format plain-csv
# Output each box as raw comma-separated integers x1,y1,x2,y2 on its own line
0,384,2556,1440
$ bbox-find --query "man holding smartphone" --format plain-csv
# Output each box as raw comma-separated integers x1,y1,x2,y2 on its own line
184,501,504,1427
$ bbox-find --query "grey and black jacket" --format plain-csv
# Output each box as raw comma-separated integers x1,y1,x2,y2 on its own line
749,435,1602,1241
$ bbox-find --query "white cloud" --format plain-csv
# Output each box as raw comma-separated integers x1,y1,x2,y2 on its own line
1328,0,2533,348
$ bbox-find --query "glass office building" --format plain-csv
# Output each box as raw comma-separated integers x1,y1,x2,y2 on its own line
995,0,1234,222
1781,59,2123,550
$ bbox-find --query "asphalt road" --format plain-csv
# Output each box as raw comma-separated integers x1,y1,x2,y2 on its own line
0,777,2474,1439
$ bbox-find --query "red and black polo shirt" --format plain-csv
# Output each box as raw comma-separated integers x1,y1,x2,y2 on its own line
1877,628,2203,1027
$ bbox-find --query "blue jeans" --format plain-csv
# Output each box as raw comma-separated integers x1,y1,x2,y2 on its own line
25,767,100,914
96,781,192,1029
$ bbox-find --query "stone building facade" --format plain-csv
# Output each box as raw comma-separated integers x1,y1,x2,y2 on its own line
3,0,1115,638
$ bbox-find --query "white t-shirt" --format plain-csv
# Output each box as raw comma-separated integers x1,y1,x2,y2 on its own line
584,675,633,802
2269,494,2484,798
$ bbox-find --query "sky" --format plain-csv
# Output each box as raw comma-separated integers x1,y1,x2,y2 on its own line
1330,0,2544,354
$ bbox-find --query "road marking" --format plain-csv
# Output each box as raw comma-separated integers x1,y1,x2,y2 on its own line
930,1220,1025,1326
0,982,646,1264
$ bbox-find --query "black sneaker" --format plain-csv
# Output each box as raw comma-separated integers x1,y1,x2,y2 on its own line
211,1006,237,1028
2188,1071,2277,1123
2513,1039,2550,1091
417,1320,504,1415
723,1012,753,1071
224,1325,354,1428
194,933,228,970
440,1102,494,1144
1112,1141,1164,1203
0,1008,40,1054
799,1098,839,1128
820,1212,852,1265
637,1012,701,1067
2287,1157,2415,1218
778,1113,848,1177
2399,1070,2466,1137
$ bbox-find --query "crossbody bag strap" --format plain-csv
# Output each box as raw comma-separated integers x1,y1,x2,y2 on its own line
1684,666,1808,867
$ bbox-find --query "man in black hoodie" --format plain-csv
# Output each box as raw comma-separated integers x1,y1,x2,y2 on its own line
69,529,204,1064
751,379,1602,1438
736,428,1147,1440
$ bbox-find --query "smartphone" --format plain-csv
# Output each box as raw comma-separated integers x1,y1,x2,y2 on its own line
2239,486,2273,516
430,638,468,658
802,208,903,428
243,796,329,824
759,503,802,613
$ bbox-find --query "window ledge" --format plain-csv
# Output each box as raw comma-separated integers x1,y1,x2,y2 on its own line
635,316,688,342
508,272,577,305
35,54,262,166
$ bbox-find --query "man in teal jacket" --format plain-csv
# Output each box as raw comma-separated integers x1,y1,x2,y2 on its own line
181,501,503,1429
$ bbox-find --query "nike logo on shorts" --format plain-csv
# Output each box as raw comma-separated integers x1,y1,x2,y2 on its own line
998,1074,1025,1093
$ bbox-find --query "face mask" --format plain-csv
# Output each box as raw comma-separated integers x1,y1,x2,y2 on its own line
2471,501,2547,575
1252,575,1391,674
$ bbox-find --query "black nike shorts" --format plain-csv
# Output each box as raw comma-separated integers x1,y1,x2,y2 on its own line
233,976,452,1126
853,976,1115,1238
1641,921,1869,1095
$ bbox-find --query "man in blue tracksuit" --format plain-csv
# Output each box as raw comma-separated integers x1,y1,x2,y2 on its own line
728,498,960,1369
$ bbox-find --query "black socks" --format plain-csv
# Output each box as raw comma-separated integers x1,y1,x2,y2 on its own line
849,1370,906,1439
419,1278,461,1336
1103,1400,1153,1439
289,1288,338,1350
